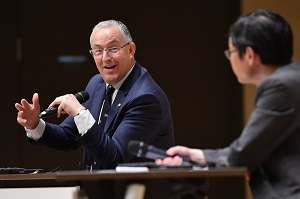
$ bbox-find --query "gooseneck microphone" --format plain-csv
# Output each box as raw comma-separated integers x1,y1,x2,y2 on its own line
39,91,90,118
127,140,198,166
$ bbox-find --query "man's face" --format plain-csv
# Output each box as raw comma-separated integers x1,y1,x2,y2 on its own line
228,38,249,84
90,26,136,85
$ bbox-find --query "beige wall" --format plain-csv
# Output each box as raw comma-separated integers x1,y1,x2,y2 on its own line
241,0,300,124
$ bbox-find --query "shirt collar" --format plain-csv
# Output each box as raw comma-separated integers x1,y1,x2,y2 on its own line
106,61,136,90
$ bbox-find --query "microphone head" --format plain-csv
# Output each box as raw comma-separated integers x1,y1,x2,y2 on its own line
128,140,147,157
75,91,90,103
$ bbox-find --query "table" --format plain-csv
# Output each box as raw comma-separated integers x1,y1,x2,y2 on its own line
0,167,251,199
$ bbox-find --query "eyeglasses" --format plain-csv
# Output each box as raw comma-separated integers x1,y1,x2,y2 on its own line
224,49,238,60
89,42,130,58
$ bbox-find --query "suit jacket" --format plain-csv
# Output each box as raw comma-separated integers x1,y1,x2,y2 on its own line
203,61,300,199
37,62,174,169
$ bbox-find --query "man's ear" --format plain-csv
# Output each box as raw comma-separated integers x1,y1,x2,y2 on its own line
128,42,136,58
245,46,260,66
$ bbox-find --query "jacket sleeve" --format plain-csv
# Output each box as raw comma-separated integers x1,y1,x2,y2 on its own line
203,79,295,171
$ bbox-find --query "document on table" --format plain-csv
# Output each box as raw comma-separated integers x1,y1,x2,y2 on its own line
115,162,208,172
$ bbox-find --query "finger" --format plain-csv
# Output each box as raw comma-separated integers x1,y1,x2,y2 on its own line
32,93,40,110
56,105,62,118
155,159,163,164
15,103,23,111
57,94,73,117
16,111,27,125
20,99,31,109
166,145,188,156
17,117,27,125
56,96,68,118
163,156,183,166
49,94,65,108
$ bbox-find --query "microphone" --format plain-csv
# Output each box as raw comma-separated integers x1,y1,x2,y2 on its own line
39,91,90,118
127,140,197,166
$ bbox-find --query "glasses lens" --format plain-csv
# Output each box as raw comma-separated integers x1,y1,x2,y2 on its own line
224,50,230,59
108,47,119,54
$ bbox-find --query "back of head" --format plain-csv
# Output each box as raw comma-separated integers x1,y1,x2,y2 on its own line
229,9,293,66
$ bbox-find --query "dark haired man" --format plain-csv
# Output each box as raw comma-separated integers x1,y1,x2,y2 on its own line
157,9,300,199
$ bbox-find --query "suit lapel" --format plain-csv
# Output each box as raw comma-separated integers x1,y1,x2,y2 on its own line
90,80,106,124
103,63,142,132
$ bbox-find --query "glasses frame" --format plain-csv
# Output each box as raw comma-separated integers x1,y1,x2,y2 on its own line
224,49,238,60
89,42,130,58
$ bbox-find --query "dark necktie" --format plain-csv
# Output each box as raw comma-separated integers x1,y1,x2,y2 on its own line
100,85,115,126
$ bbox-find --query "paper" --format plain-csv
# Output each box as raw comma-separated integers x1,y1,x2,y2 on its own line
115,166,149,172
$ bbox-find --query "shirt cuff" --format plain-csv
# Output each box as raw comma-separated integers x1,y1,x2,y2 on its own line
74,109,95,135
26,119,46,140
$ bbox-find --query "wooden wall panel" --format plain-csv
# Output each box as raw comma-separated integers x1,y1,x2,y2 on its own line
2,0,241,170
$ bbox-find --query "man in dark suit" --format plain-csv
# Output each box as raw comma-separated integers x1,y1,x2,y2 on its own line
156,9,300,199
15,20,174,170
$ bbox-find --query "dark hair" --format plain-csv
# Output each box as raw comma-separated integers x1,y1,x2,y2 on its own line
229,9,293,66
